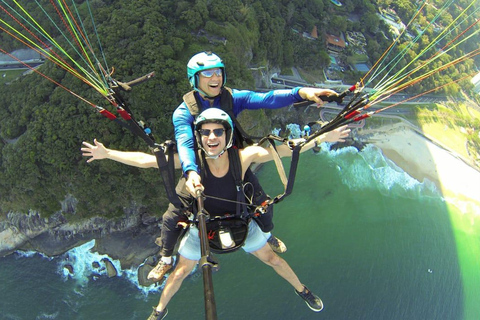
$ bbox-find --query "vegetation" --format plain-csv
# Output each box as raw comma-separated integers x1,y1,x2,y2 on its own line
1,0,479,219
364,101,480,167
414,103,480,164
0,70,26,85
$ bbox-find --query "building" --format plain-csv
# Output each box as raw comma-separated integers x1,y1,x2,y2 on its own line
310,26,318,39
0,48,44,69
325,33,346,54
472,72,480,94
377,8,406,37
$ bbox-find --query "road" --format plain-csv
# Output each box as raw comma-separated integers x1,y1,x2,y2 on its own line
268,75,451,106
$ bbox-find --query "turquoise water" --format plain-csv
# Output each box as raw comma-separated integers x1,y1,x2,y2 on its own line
1,144,479,319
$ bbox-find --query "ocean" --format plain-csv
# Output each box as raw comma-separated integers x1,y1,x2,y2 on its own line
1,143,479,320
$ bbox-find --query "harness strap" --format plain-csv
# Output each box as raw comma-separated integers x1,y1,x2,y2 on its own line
227,148,250,219
109,87,183,208
267,139,288,187
153,142,183,208
182,87,234,117
256,135,303,205
284,144,302,198
195,148,250,221
217,89,259,148
182,90,200,116
183,87,258,148
267,144,301,205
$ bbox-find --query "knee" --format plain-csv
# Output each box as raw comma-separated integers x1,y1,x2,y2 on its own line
266,252,284,267
162,211,186,231
169,269,187,283
170,264,192,281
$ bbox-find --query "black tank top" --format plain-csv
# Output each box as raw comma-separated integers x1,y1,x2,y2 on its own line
203,160,237,216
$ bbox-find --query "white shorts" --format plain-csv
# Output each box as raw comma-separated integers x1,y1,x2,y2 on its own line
178,219,269,261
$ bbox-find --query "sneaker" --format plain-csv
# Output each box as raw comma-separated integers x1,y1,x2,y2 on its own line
147,260,172,282
147,307,168,320
295,285,324,312
267,235,287,253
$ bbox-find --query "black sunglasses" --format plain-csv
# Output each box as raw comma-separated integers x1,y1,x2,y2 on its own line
198,128,225,137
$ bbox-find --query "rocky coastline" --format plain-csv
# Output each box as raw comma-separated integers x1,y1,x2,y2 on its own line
0,206,163,285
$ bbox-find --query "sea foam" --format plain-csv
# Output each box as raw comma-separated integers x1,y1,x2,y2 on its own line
324,143,440,199
56,239,161,294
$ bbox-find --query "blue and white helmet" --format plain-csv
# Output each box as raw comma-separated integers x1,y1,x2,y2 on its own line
194,108,234,156
187,51,226,92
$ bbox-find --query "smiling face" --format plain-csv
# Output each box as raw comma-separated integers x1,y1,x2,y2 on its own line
197,68,223,98
199,122,226,157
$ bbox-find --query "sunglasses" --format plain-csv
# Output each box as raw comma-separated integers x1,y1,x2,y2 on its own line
198,128,225,137
199,68,222,78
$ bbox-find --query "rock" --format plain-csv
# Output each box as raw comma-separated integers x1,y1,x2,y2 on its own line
93,223,160,269
330,138,365,151
142,214,159,226
1,207,162,272
64,264,74,274
137,264,157,287
92,261,100,269
101,258,117,278
144,255,158,267
20,230,92,257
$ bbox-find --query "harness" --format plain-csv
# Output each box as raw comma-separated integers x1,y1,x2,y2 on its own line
183,87,256,148
182,88,302,210
193,148,251,254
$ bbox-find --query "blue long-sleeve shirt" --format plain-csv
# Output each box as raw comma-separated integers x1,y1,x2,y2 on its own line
173,87,305,174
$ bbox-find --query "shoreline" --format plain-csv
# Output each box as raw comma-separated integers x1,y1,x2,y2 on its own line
363,123,480,207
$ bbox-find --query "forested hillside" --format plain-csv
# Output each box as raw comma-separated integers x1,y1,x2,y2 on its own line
1,0,479,219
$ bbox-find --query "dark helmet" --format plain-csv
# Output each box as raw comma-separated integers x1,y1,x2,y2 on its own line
194,108,234,156
187,51,226,92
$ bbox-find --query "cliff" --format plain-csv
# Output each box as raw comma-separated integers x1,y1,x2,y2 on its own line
0,207,161,270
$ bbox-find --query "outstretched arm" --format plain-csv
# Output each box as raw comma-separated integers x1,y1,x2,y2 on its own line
240,125,351,166
81,139,180,169
298,88,339,107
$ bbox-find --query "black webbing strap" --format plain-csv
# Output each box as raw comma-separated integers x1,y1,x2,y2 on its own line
218,89,261,148
153,142,183,208
256,135,303,205
284,144,302,197
227,148,249,218
109,87,182,208
268,144,301,205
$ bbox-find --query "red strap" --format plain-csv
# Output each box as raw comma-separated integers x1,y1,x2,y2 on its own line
116,107,132,120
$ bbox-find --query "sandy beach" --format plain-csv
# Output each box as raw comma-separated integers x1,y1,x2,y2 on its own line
364,123,480,207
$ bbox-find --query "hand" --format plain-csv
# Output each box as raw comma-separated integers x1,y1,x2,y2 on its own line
298,88,338,107
320,125,351,143
185,171,204,196
81,139,108,162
